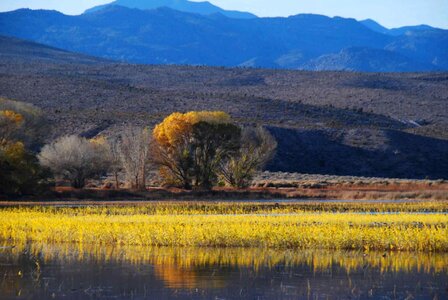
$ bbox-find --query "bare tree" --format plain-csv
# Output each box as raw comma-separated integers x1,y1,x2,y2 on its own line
38,135,110,188
105,136,123,189
219,127,277,188
118,127,152,190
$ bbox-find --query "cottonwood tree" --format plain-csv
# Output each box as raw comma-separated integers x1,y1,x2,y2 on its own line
38,135,110,188
219,127,277,188
118,126,152,190
152,111,239,189
0,99,51,196
0,98,49,150
191,121,240,189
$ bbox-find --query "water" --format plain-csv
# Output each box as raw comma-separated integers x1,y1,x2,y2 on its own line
0,243,447,299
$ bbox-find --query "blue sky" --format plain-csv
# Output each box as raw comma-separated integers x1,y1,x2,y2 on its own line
1,0,447,29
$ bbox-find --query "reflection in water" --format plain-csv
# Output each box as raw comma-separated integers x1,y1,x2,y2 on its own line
0,242,447,299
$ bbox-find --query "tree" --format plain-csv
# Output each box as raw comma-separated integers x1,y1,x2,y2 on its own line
38,135,110,188
0,110,23,142
152,111,239,189
0,99,51,197
190,122,240,189
0,140,50,197
118,127,152,190
0,98,49,150
105,136,123,189
219,127,277,188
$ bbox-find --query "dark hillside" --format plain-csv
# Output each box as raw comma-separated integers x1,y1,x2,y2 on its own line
0,35,107,64
0,37,447,179
268,128,448,179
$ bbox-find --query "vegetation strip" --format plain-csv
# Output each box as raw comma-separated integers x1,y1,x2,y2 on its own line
1,204,447,251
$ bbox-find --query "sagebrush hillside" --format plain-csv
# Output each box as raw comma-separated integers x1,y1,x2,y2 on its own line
0,36,447,179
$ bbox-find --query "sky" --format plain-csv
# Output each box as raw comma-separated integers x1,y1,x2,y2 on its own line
0,0,447,29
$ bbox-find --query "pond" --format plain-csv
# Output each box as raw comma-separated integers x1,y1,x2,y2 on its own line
0,243,447,299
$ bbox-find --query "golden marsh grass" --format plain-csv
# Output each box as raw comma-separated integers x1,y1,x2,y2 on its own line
1,202,447,251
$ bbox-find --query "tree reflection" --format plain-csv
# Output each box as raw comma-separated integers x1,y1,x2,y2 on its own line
0,242,447,299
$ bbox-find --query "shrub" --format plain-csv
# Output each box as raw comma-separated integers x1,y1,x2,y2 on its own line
38,135,110,188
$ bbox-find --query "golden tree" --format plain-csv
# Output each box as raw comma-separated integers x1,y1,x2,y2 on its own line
152,111,239,189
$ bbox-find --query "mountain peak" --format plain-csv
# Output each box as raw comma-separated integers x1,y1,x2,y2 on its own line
84,0,257,19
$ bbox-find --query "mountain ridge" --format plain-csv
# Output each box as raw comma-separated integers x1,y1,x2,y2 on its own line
84,0,257,19
1,6,447,72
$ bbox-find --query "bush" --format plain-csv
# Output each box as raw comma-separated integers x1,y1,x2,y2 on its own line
38,135,110,188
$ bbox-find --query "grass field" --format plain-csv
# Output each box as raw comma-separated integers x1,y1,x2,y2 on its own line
1,202,447,251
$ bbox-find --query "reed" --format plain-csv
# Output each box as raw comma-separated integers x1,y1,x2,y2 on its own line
0,203,447,251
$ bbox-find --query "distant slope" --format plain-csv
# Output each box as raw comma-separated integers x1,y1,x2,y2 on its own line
360,19,390,35
85,0,256,19
304,47,436,72
0,7,446,71
385,30,448,69
0,37,447,178
361,19,439,36
0,35,107,64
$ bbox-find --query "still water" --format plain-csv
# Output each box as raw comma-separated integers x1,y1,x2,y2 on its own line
0,243,447,299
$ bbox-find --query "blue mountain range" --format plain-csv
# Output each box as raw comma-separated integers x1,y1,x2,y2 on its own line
0,0,446,71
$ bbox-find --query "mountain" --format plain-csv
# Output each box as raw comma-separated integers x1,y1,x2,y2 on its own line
0,35,107,64
385,29,448,69
85,0,256,19
361,19,439,36
360,19,390,35
304,47,436,72
0,6,446,71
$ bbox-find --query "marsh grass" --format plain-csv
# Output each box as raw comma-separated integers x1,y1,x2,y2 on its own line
0,202,447,251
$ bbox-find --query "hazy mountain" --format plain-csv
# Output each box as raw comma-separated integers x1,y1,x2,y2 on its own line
361,19,439,36
85,0,256,19
385,29,448,69
0,6,446,71
304,47,436,72
360,19,390,35
0,35,107,64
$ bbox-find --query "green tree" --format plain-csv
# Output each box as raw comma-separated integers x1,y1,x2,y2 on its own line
219,127,277,188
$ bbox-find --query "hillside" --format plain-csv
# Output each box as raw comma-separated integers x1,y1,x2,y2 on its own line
1,6,447,71
303,47,436,72
0,35,107,64
0,36,447,179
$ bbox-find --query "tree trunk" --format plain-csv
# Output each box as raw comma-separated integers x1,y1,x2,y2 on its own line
114,172,119,190
140,164,146,191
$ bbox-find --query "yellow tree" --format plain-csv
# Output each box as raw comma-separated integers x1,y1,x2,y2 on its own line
0,110,24,143
152,111,239,189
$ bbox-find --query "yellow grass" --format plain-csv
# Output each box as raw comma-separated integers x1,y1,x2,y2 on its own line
0,203,447,251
